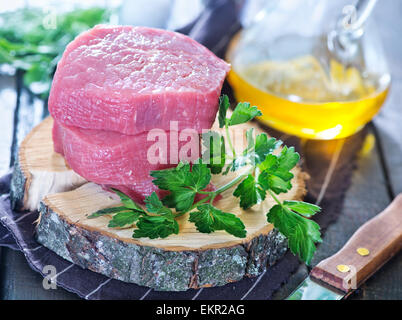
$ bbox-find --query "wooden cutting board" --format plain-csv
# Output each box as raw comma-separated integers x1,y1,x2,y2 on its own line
10,117,307,291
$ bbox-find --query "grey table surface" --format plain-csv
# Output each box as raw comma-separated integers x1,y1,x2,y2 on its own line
0,1,401,300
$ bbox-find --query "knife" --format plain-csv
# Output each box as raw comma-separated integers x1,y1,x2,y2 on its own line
287,194,402,300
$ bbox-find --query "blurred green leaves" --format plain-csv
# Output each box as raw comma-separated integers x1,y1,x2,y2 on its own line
0,7,111,98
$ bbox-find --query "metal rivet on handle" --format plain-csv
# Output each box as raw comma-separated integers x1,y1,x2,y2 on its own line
357,247,370,256
337,265,350,273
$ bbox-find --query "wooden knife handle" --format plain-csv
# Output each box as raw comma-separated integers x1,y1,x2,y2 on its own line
311,194,402,293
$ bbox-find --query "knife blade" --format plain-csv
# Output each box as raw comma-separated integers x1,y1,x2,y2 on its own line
287,277,344,300
286,194,402,300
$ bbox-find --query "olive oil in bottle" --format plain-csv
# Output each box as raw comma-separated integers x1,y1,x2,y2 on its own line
227,0,390,139
228,55,390,139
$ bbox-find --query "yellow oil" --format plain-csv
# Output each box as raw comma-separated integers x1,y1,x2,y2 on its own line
228,55,390,140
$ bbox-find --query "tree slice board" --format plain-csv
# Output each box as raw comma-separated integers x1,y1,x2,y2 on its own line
12,117,307,291
10,117,86,211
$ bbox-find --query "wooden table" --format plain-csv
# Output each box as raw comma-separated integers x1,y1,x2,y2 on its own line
0,1,401,300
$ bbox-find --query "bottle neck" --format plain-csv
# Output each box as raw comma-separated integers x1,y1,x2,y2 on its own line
328,0,378,63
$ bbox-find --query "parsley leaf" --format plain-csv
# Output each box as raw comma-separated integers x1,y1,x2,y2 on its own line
108,211,141,228
258,154,292,194
90,190,146,228
258,154,277,172
229,102,262,126
230,133,286,198
231,131,282,172
267,204,322,265
218,95,230,128
133,215,179,239
189,160,213,190
283,201,321,218
218,95,262,128
258,170,291,194
144,192,173,216
189,204,246,238
162,188,198,212
111,188,146,212
254,134,282,164
151,160,211,212
233,174,266,210
150,163,190,191
277,146,300,172
257,147,300,195
88,206,131,219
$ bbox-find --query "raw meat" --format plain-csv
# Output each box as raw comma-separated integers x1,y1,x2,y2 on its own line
53,120,218,204
53,120,200,186
49,25,230,135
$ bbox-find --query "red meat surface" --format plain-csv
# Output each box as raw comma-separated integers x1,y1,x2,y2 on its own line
49,25,230,135
53,120,200,186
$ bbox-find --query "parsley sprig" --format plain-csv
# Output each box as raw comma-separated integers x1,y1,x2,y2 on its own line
89,190,179,239
89,96,322,265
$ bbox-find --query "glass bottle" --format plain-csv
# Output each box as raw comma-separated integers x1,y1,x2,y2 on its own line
227,0,390,139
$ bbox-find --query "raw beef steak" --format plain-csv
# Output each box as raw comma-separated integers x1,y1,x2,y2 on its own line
53,120,200,186
49,25,230,135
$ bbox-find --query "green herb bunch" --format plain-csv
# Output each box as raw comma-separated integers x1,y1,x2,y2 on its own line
89,96,322,265
0,7,111,98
